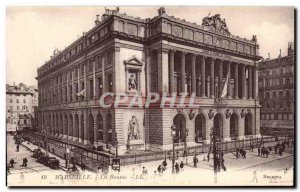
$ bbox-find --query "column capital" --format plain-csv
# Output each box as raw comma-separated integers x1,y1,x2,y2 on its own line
169,49,176,55
191,53,197,60
201,55,207,61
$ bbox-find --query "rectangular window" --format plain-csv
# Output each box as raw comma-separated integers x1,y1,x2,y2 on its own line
108,132,112,143
90,79,94,99
10,99,13,103
107,74,113,92
23,99,26,103
98,77,103,97
16,99,19,103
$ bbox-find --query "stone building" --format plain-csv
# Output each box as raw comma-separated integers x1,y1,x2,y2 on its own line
258,42,295,137
6,83,38,132
36,7,261,155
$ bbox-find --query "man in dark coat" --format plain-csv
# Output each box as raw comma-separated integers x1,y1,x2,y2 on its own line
180,161,184,170
258,148,261,156
175,163,180,173
193,156,198,168
10,159,15,168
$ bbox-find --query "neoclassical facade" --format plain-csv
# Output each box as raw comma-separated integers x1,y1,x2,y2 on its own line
258,42,294,137
36,7,261,154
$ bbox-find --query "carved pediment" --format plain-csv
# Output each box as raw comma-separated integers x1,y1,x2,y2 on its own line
124,55,144,70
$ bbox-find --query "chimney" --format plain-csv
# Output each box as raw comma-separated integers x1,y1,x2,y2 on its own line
268,53,270,60
95,15,100,26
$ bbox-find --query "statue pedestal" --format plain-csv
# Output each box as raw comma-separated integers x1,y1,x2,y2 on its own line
126,140,144,150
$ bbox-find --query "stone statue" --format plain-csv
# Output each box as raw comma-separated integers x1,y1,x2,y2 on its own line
202,13,230,35
128,74,137,90
158,7,166,16
128,116,141,141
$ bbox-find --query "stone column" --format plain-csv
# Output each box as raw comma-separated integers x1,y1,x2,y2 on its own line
253,65,258,99
93,113,97,147
77,68,80,101
191,54,196,94
84,65,87,99
248,66,253,99
210,58,215,98
72,112,77,141
238,114,245,139
66,72,69,102
146,50,151,94
223,116,231,141
78,111,82,143
68,114,73,140
169,50,175,94
157,48,169,94
101,55,106,93
72,69,75,102
201,56,206,97
241,64,246,99
219,59,223,97
83,111,88,144
227,62,231,98
181,52,186,93
93,61,96,98
234,63,239,99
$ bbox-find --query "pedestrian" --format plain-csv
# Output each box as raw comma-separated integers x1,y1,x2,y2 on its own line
180,161,184,170
81,163,86,171
252,171,258,183
7,165,10,174
287,140,290,147
10,158,15,168
22,157,28,167
162,159,167,169
193,155,198,168
175,163,179,173
236,148,240,158
142,166,147,175
250,144,254,152
207,153,210,162
258,147,261,157
274,145,278,154
279,147,283,156
16,144,19,152
157,165,162,174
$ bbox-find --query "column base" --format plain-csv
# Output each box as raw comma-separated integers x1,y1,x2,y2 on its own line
238,136,246,140
83,140,88,145
63,135,67,139
78,138,82,143
203,140,211,144
59,134,63,137
73,137,78,141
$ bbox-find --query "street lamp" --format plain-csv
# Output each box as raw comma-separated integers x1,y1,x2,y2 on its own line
170,124,178,174
184,128,189,164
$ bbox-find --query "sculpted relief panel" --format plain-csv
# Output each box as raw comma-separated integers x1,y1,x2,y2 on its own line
173,25,183,37
184,29,194,40
127,23,138,36
204,34,213,45
230,42,237,51
194,32,204,42
222,39,229,49
244,45,251,54
237,43,244,53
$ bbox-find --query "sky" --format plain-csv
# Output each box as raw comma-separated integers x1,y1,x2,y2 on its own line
6,6,294,86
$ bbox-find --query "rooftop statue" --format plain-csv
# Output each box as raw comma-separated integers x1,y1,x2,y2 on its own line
202,13,230,35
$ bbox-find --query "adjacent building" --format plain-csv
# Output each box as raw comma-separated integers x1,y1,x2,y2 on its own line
36,7,261,155
6,83,38,132
258,42,295,137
